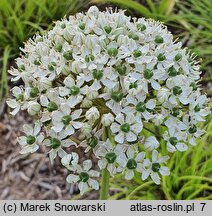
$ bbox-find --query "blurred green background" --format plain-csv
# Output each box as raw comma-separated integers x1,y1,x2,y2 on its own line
0,0,211,200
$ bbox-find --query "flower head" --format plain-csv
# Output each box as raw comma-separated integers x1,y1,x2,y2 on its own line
8,6,209,195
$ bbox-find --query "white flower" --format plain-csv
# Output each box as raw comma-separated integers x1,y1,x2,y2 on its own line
43,130,76,163
165,116,187,136
52,103,82,135
40,89,63,111
41,49,66,80
61,152,79,170
59,76,86,108
118,148,145,180
80,67,117,90
123,76,143,96
66,160,99,195
7,87,27,115
104,89,124,115
8,58,32,83
97,139,123,175
123,96,156,121
80,129,103,154
17,122,44,154
130,67,161,93
163,130,188,152
142,150,170,184
182,114,205,146
111,113,143,144
166,75,192,105
189,95,210,123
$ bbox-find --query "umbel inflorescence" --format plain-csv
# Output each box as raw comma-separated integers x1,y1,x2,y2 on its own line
7,6,210,195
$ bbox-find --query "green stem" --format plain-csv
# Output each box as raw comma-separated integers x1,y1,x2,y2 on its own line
100,168,110,200
143,126,162,139
99,127,110,200
69,136,81,145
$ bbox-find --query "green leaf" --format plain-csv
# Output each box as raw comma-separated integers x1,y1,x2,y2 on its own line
158,0,175,15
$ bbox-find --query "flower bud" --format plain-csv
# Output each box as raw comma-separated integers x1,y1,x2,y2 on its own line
70,86,80,96
81,123,92,136
136,102,146,112
157,88,170,103
82,98,93,108
105,152,117,163
169,137,178,146
86,91,98,100
54,35,64,46
86,107,100,124
116,65,127,76
18,64,25,72
47,101,58,112
87,6,99,16
72,61,81,74
168,66,178,77
40,78,52,90
101,113,114,126
79,22,85,30
27,102,41,115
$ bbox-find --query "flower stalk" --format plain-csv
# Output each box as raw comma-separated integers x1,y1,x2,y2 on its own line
100,168,110,200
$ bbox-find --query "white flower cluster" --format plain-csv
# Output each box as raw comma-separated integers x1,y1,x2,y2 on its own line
7,6,210,195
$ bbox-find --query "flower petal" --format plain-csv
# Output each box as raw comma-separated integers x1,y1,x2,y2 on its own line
159,166,170,176
125,169,134,180
141,169,150,180
98,159,107,170
150,172,161,184
78,182,88,195
66,174,79,183
88,179,99,190
176,142,188,152
83,160,92,171
115,132,125,143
